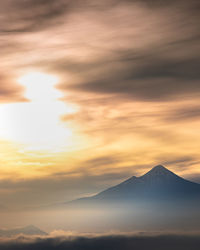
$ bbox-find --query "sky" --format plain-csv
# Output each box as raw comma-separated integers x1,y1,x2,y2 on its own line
0,0,200,210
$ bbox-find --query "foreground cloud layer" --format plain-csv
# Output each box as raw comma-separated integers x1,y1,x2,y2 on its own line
0,234,200,250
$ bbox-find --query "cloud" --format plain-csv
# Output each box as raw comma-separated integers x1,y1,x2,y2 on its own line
0,73,26,103
0,0,71,33
65,44,200,101
1,0,200,101
83,156,120,169
0,233,200,250
47,0,200,101
164,106,200,122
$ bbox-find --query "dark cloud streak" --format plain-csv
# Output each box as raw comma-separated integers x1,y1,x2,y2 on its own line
56,0,200,101
0,0,71,33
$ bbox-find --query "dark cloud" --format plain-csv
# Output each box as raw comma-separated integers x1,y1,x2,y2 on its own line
84,156,120,168
158,156,199,172
66,46,200,101
0,0,149,33
0,0,71,33
1,0,200,101
0,234,200,250
156,156,196,167
53,0,200,101
165,106,200,122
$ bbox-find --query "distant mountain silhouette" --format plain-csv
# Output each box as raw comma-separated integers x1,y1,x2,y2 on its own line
68,165,200,205
0,225,47,237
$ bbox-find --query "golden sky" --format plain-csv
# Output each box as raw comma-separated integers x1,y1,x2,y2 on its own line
0,0,200,209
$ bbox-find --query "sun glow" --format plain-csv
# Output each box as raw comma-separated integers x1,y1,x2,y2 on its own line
18,72,61,102
0,72,76,152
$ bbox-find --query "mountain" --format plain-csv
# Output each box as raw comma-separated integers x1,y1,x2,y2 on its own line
68,165,200,205
57,165,200,231
0,225,47,237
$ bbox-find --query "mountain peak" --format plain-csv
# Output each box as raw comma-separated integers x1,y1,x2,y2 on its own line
145,165,171,174
24,225,39,230
140,165,178,181
152,165,166,170
150,165,170,173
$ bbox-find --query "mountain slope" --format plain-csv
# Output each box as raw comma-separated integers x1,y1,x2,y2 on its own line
94,165,200,201
69,165,200,205
0,225,47,237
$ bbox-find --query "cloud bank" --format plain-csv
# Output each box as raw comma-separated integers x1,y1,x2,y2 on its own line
0,233,200,250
